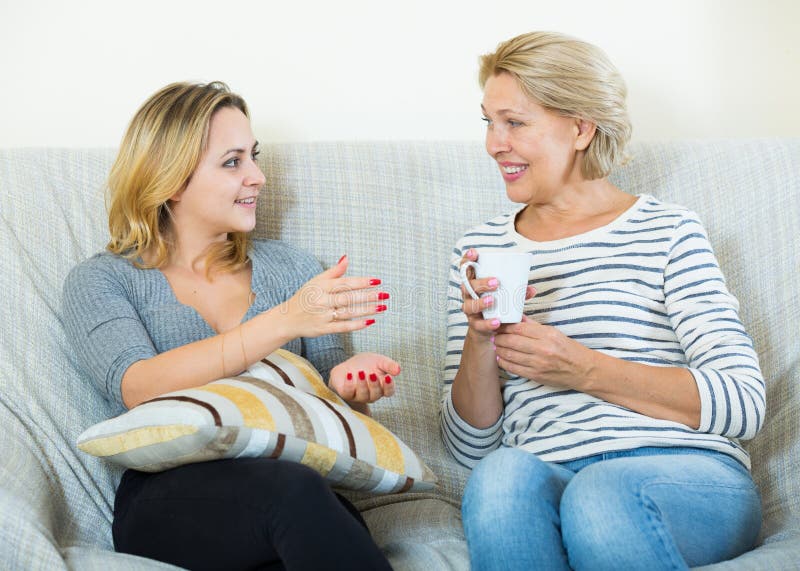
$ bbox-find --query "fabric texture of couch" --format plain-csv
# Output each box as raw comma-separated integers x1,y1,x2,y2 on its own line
1,139,798,570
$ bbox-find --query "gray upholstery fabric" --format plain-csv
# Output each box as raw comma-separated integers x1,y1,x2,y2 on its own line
0,140,797,569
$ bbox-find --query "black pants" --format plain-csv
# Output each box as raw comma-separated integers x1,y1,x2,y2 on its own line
113,458,392,571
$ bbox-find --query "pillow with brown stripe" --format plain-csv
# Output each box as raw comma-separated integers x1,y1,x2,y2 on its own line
76,349,436,494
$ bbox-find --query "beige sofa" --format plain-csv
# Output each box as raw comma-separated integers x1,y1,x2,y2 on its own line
0,139,798,569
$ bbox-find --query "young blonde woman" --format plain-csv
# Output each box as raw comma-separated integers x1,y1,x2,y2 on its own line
441,32,764,570
63,82,395,570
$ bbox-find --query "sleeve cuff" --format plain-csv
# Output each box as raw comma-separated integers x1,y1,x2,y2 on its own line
443,388,504,442
688,367,715,433
107,346,157,410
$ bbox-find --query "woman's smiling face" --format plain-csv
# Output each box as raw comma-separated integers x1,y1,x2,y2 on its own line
169,106,266,239
481,72,585,205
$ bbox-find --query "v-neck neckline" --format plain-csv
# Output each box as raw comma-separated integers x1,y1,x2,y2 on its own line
155,256,256,335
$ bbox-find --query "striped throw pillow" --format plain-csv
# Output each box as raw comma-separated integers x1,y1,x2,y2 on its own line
77,349,436,494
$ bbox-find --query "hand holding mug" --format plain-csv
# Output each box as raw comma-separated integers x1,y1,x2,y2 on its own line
494,315,595,390
459,249,535,336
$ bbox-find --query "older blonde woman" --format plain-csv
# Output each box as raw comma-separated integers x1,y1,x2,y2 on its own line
62,82,395,570
441,32,764,570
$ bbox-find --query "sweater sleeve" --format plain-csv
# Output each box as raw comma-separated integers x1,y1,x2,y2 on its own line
439,241,503,468
61,257,156,409
664,213,765,440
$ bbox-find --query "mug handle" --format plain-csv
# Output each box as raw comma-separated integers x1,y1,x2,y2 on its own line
459,261,481,300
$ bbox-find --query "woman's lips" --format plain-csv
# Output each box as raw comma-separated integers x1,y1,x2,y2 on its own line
234,197,257,209
499,163,528,182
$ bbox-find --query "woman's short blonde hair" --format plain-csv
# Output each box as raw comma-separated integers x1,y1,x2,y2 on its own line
479,31,631,180
107,81,251,274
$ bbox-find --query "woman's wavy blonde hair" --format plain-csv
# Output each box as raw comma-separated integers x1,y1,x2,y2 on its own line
107,81,251,274
479,31,631,180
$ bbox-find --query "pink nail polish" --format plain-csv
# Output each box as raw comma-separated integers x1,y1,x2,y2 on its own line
491,319,500,327
488,278,498,287
496,355,500,362
484,296,494,306
358,370,366,380
369,373,378,382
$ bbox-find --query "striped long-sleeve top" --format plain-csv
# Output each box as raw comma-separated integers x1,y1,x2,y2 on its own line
441,194,765,469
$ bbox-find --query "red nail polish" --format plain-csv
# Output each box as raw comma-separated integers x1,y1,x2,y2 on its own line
346,372,353,380
358,370,366,380
369,373,378,382
376,304,387,312
365,319,376,326
384,376,392,384
338,254,347,264
369,278,381,286
377,292,389,300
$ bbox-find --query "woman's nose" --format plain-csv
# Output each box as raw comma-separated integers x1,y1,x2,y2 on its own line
246,159,266,187
485,126,510,157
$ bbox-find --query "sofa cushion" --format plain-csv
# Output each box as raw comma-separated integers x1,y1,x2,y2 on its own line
76,349,436,494
362,498,470,571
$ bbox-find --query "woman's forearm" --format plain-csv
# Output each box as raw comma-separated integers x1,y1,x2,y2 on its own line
121,304,294,408
580,351,701,429
450,330,505,428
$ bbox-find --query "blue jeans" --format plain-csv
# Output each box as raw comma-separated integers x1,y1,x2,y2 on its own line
462,446,761,571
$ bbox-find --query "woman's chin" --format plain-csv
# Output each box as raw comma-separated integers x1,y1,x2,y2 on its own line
505,186,534,205
233,216,258,234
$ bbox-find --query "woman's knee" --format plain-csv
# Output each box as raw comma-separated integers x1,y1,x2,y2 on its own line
463,448,568,526
462,449,575,570
559,455,761,569
190,458,334,518
559,465,631,550
249,459,331,504
559,462,669,569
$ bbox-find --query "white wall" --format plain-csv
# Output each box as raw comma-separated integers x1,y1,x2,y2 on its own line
1,0,798,147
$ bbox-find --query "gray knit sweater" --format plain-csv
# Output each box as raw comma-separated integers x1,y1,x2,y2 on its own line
62,239,345,414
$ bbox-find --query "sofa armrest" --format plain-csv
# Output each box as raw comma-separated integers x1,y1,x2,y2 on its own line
0,396,116,557
0,487,67,570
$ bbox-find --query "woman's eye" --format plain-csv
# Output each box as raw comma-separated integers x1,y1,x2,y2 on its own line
251,150,261,160
223,158,240,168
481,117,492,126
508,120,523,128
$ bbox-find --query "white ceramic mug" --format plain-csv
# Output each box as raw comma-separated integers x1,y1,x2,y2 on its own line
459,251,533,323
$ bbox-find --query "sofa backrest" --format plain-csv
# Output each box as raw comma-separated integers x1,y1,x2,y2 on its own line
0,139,797,548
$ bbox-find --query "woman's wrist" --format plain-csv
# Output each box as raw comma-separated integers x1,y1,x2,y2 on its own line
465,326,495,345
575,348,616,394
234,304,297,369
260,302,298,345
